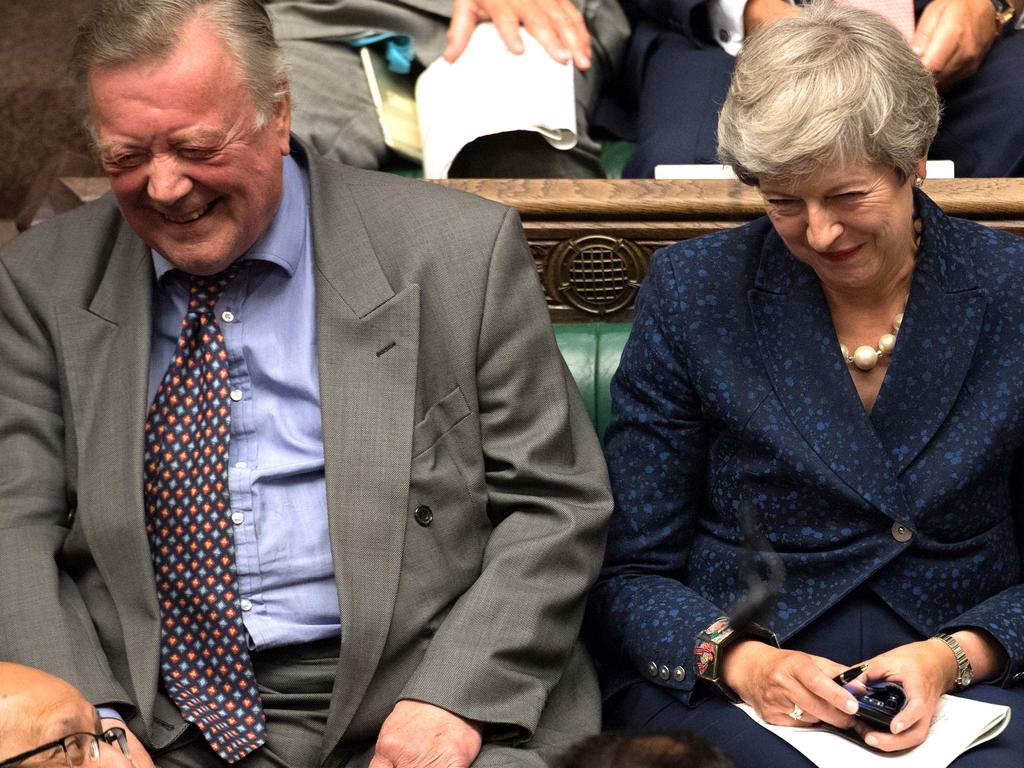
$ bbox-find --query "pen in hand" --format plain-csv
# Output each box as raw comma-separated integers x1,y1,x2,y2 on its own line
833,663,870,685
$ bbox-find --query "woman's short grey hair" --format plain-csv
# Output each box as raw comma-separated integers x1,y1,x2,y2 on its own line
717,1,940,185
71,0,287,129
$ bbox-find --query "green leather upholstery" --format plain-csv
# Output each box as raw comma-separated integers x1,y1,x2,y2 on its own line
554,323,631,439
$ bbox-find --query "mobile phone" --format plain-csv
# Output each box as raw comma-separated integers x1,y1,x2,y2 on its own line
853,681,907,729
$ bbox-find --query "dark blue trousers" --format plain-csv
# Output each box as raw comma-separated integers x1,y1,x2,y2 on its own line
604,592,1024,767
621,20,1024,179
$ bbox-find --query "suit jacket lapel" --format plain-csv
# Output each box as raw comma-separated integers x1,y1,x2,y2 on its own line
749,229,908,522
54,221,164,728
870,192,987,477
304,150,420,749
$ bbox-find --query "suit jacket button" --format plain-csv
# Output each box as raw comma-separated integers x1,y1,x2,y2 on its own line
648,661,659,677
891,522,912,542
414,504,434,527
659,664,670,680
673,666,686,682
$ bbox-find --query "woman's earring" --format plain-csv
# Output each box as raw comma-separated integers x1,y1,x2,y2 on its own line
914,176,924,188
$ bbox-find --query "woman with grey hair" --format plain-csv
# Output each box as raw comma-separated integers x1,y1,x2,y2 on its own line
587,3,1024,765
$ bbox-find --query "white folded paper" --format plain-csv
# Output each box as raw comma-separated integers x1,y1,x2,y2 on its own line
415,23,577,178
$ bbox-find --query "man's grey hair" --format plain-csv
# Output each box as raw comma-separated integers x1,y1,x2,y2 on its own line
71,0,287,130
717,0,940,186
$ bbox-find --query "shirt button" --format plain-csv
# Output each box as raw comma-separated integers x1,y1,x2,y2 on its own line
221,310,235,323
414,504,433,527
231,512,244,525
718,28,729,42
891,522,913,542
673,666,686,682
239,598,253,612
230,389,243,402
235,461,247,469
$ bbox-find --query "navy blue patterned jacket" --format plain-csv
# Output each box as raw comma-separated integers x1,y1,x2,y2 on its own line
588,190,1024,704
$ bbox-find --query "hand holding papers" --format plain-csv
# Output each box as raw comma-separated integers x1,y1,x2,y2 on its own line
415,23,578,178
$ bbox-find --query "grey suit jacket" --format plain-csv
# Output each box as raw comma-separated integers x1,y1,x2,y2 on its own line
0,142,612,765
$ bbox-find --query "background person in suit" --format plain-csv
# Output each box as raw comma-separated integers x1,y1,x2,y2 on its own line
587,4,1024,765
600,0,1024,178
0,0,613,766
263,0,629,178
0,663,134,768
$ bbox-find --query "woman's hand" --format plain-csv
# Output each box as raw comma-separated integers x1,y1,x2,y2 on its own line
849,639,954,751
721,641,860,728
855,630,1008,752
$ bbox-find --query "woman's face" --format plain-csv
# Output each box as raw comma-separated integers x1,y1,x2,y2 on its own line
759,161,923,296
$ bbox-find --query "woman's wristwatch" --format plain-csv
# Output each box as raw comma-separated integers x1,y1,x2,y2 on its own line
990,0,1018,30
695,616,779,701
933,632,973,692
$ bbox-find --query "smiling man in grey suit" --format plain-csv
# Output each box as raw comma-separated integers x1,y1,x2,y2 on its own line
0,1,612,766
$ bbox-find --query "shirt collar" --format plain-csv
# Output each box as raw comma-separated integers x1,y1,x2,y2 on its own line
151,153,309,281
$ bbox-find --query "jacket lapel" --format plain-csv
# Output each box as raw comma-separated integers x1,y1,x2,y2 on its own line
749,192,987,524
54,220,164,730
748,229,909,522
869,192,987,477
305,151,420,749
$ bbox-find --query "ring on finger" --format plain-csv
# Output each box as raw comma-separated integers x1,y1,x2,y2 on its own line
789,703,803,721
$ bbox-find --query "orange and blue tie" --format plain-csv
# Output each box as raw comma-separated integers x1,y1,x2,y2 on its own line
144,264,266,762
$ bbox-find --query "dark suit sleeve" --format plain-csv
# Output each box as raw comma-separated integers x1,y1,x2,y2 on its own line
0,247,130,707
397,208,614,735
939,451,1024,687
587,249,725,705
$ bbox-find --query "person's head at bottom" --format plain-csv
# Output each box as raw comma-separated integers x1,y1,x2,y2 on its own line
554,730,736,768
0,664,132,767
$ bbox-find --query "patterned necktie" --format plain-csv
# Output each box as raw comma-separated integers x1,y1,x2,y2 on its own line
837,0,916,42
144,263,266,762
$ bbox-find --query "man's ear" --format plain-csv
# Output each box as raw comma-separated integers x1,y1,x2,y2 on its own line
274,79,292,155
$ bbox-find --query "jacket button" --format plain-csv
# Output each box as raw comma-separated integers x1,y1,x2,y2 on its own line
414,504,433,527
648,661,658,677
673,666,686,682
891,522,913,542
659,664,670,680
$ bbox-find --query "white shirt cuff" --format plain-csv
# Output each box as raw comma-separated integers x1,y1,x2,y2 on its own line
708,0,749,56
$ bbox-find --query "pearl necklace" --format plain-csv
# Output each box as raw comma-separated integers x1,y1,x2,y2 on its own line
840,312,903,372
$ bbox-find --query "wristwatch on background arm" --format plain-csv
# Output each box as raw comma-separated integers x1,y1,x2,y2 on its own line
990,0,1018,30
695,616,779,702
933,632,974,692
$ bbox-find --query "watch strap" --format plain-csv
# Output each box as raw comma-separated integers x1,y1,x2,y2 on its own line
933,632,973,692
695,616,779,700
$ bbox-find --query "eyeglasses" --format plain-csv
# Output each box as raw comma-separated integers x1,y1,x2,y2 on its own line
0,727,130,767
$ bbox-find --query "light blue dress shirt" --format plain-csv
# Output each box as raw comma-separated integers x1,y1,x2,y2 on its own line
149,154,340,649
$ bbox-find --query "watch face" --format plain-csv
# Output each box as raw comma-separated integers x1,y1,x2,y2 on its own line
961,668,974,687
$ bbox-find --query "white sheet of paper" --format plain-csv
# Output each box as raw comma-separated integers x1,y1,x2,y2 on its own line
415,23,576,178
735,694,1009,768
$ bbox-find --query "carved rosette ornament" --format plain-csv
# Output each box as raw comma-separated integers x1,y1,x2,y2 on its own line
543,235,649,316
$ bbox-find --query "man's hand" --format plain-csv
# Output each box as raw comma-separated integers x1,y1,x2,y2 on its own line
100,718,156,768
368,700,483,768
911,0,1000,90
743,0,801,36
443,0,592,69
721,641,860,729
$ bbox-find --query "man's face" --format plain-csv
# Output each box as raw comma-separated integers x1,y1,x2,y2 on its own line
0,667,131,767
88,18,291,275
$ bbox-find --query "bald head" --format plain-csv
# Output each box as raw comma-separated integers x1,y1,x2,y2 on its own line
0,664,100,763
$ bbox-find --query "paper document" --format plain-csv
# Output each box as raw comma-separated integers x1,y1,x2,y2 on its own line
735,694,1010,768
415,23,577,178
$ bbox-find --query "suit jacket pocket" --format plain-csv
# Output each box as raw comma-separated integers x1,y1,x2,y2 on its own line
412,386,471,458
